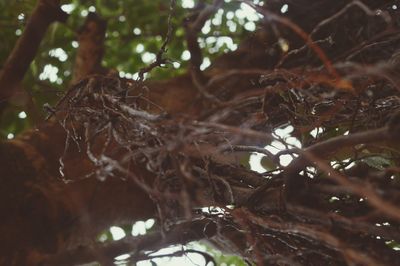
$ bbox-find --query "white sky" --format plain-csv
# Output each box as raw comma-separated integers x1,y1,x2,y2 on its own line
249,125,302,173
108,221,215,266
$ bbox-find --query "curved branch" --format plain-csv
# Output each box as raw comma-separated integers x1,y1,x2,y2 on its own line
43,219,212,265
0,0,68,110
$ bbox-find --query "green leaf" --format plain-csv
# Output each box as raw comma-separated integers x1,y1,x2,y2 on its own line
362,156,391,170
261,156,277,171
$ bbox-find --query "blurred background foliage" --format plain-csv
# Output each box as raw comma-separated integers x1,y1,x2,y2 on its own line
0,0,258,140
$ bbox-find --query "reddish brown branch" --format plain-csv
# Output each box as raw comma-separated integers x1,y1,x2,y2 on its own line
42,219,212,265
243,0,339,79
0,0,68,109
71,12,107,84
284,126,390,177
237,208,382,266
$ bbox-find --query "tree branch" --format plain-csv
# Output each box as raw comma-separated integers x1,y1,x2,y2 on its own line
284,126,390,178
184,0,224,102
71,12,107,84
43,219,213,265
0,0,68,110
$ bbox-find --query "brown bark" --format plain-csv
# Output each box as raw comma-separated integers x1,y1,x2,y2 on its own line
0,70,200,265
43,219,212,265
0,9,201,262
0,0,68,111
71,12,108,84
0,121,156,265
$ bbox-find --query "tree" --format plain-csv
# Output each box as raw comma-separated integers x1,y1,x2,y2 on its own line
1,0,400,265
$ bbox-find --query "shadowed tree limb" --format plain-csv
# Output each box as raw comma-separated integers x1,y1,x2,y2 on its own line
0,0,68,111
42,219,213,265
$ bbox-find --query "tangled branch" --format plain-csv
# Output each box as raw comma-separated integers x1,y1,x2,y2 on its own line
47,0,400,265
